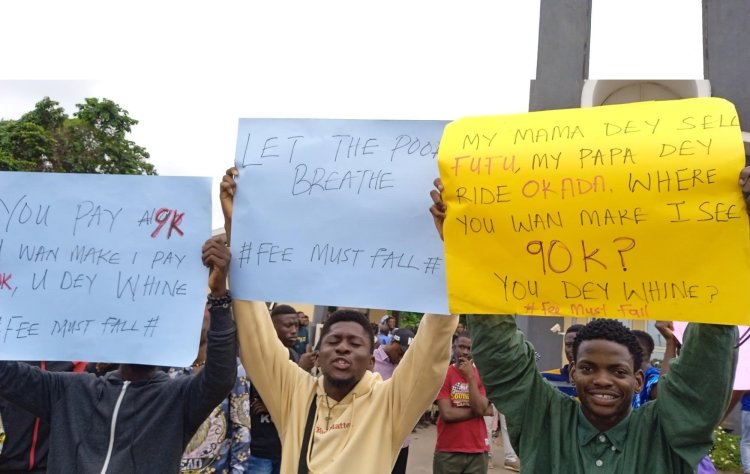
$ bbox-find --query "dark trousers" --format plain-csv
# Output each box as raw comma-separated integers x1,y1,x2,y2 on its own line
433,451,488,474
392,446,409,474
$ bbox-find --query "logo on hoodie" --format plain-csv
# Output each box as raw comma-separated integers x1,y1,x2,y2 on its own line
316,422,352,434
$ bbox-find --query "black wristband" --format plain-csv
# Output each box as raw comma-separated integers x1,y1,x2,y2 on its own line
207,291,232,309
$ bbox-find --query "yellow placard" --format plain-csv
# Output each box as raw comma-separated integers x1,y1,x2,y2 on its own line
438,98,750,325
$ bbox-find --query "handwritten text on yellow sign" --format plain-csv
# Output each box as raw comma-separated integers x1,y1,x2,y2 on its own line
438,98,750,324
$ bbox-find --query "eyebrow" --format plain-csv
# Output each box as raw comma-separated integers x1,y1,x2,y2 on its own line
325,333,366,342
577,359,633,370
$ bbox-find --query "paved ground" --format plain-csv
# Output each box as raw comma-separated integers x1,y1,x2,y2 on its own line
406,423,518,473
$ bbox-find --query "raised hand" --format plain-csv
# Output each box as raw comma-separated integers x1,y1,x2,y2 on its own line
298,348,318,373
456,356,474,380
202,235,230,297
429,177,446,241
220,167,239,243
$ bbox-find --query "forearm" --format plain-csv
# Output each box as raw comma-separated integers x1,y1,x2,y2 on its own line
649,339,675,400
389,313,458,441
725,390,745,419
467,315,546,413
233,299,308,423
204,305,238,391
187,305,238,427
660,323,738,445
660,338,678,375
466,376,491,417
0,361,55,419
439,405,476,423
467,313,565,452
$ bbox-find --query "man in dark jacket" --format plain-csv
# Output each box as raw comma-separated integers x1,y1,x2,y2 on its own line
0,236,237,474
0,361,87,473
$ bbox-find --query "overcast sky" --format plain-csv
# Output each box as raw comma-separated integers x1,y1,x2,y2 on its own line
0,0,703,227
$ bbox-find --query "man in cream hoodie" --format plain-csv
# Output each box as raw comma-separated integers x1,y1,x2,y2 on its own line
221,168,457,473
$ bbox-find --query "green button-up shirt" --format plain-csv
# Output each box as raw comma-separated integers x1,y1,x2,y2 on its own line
468,315,738,473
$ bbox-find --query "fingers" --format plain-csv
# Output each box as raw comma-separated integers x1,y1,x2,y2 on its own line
220,174,237,197
740,166,750,188
251,399,268,415
430,177,446,219
740,166,750,190
741,167,750,215
202,237,231,268
202,235,229,252
433,177,443,191
430,190,446,212
220,167,239,197
430,180,445,206
300,352,311,361
430,178,447,241
429,204,445,221
654,321,675,339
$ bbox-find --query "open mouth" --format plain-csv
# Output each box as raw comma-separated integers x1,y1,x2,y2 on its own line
332,358,351,369
592,394,616,400
588,392,619,405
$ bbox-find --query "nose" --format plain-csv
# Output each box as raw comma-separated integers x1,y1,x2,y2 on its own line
334,342,351,354
592,370,613,387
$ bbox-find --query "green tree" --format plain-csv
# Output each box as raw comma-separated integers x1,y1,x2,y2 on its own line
0,96,156,175
396,311,424,329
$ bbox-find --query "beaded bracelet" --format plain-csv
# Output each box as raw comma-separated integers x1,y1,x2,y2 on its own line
207,291,232,309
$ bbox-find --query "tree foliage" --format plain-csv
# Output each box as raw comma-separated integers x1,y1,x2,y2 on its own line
396,311,424,330
0,96,156,175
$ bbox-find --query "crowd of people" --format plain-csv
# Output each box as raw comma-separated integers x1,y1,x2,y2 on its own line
0,165,749,473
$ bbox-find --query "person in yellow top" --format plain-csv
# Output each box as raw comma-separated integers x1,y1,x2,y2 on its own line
220,168,457,474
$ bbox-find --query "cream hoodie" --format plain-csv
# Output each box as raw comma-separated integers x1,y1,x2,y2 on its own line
234,300,456,474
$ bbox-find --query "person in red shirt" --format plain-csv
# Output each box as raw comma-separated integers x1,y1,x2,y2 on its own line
434,332,493,474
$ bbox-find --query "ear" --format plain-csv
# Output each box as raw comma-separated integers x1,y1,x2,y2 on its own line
568,362,577,384
633,368,644,393
368,355,375,370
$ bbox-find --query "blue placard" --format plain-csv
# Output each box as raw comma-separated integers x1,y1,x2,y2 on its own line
230,119,450,314
0,172,211,366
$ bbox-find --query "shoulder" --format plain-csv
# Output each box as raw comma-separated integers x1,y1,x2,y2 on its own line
373,347,387,360
741,392,750,411
541,368,565,381
444,365,460,380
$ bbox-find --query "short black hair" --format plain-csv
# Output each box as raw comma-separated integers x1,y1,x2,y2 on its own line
566,324,585,335
271,304,297,318
454,331,471,342
631,330,655,356
320,309,374,353
573,319,643,370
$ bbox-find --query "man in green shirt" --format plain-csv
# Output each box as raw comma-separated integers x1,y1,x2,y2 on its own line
467,315,736,473
427,166,750,472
